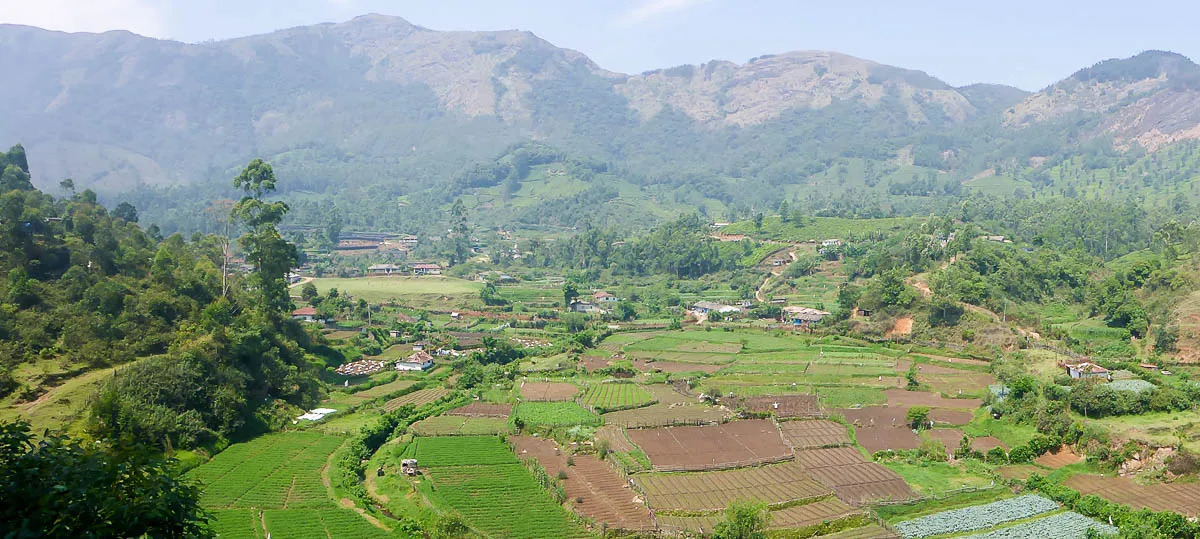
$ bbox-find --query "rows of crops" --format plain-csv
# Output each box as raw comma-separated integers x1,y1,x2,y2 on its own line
208,509,262,539
579,382,655,412
895,495,1059,538
383,387,450,411
426,463,590,539
410,415,510,435
636,462,829,511
658,498,859,532
404,435,516,466
187,432,343,509
960,511,1117,538
261,509,391,538
515,401,601,427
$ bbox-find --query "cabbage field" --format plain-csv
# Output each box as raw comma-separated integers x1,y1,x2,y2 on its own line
960,511,1118,538
895,495,1059,538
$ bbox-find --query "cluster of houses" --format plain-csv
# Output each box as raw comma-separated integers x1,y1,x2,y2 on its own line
570,290,622,313
334,350,435,376
685,300,831,328
367,262,443,276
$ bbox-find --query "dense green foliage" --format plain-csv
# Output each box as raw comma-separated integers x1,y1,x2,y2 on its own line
0,419,209,537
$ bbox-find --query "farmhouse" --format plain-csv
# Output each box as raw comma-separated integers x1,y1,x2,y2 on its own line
781,306,831,327
1066,362,1110,381
397,350,434,371
411,263,442,276
593,290,619,303
291,306,318,322
368,263,402,275
691,301,741,315
570,300,605,313
821,239,842,247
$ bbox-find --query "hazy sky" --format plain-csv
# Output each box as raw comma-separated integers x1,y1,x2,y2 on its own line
3,0,1198,90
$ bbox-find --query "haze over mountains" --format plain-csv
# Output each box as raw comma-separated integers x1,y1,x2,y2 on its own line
3,13,1200,233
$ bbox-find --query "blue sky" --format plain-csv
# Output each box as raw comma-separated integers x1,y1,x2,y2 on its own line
3,0,1199,90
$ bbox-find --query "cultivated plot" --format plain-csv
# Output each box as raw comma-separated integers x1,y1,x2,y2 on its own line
186,431,343,510
625,419,792,471
779,419,852,449
635,461,829,511
1066,474,1200,517
382,387,450,411
579,382,655,412
409,415,510,436
261,509,391,538
446,402,512,418
657,498,860,533
520,381,579,401
794,447,914,506
738,395,823,418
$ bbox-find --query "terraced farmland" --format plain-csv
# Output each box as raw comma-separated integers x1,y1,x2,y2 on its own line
959,511,1117,538
794,447,914,506
779,419,852,449
186,431,343,509
657,498,860,532
895,495,1059,538
626,419,792,471
382,387,450,411
579,382,655,412
515,401,601,427
403,435,516,467
635,461,830,511
520,381,579,401
262,509,391,538
409,415,510,435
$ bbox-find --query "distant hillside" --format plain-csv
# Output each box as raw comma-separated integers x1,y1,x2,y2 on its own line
3,16,1200,235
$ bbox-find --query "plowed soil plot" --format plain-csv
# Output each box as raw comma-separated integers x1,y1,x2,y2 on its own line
853,426,921,454
928,409,973,425
739,395,822,418
918,372,995,394
657,498,859,532
635,461,830,511
997,465,1043,481
1034,446,1084,468
580,355,610,372
779,420,852,449
632,358,724,374
447,402,512,418
626,419,792,471
520,381,578,401
1066,475,1200,517
883,389,981,409
513,436,653,531
795,447,914,506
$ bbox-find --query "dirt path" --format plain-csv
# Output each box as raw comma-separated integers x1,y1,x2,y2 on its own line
18,365,118,415
289,276,315,289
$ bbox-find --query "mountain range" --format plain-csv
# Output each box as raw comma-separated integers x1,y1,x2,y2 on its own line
3,14,1200,233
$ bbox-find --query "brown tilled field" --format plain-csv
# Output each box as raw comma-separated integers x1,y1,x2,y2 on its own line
657,498,860,532
626,419,792,471
794,447,914,506
918,371,995,394
1034,446,1084,468
779,420,852,449
635,461,829,511
996,465,1043,481
520,381,579,401
739,395,822,418
580,354,611,372
382,388,450,411
1066,474,1200,517
513,436,654,531
853,426,921,454
446,402,512,418
928,409,973,425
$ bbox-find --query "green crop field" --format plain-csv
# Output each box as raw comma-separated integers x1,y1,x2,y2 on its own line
404,435,517,467
262,509,391,538
424,464,590,538
579,382,655,412
514,401,601,427
409,415,510,436
209,509,263,539
312,276,480,302
186,431,343,509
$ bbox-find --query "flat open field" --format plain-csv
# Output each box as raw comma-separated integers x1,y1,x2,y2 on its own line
926,429,1006,452
409,415,509,436
632,358,724,373
520,381,578,401
626,419,792,471
794,447,914,506
635,461,829,511
779,420,852,449
738,395,822,418
1066,475,1200,516
853,426,922,454
382,388,450,411
602,385,728,428
514,401,601,427
186,431,343,509
917,371,995,397
411,436,590,538
447,402,512,418
312,276,480,303
513,436,654,531
657,498,860,533
347,379,417,402
996,465,1044,481
579,382,655,412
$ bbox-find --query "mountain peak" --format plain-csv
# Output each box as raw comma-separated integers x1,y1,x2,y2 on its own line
1069,50,1200,86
